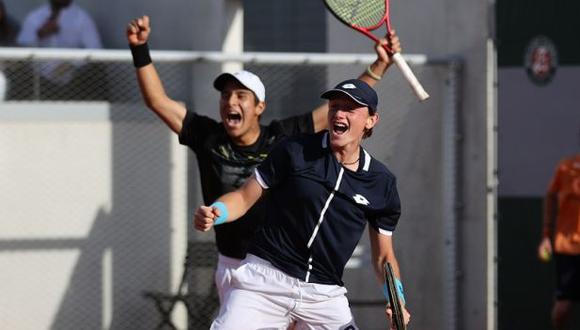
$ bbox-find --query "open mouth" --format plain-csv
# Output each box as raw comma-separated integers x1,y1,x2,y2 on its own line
332,122,348,135
226,112,242,125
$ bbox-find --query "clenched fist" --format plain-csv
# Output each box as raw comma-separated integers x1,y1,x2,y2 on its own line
126,15,151,46
194,205,223,232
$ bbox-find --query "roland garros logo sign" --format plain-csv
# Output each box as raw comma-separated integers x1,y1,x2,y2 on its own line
524,35,558,86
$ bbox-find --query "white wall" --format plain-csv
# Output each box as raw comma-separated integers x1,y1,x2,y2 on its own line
0,102,188,329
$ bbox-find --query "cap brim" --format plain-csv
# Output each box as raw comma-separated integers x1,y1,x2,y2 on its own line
321,89,371,108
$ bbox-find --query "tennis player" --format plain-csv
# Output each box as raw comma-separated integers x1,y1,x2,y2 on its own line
195,79,410,329
538,155,580,330
127,15,401,308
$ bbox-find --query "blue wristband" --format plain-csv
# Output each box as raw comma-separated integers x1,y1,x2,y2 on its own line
210,202,229,226
382,278,406,305
395,278,406,305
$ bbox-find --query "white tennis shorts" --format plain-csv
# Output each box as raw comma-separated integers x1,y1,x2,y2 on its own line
211,254,358,330
215,254,243,304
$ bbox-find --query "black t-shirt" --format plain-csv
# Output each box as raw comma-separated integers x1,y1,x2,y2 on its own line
179,111,314,259
252,132,401,286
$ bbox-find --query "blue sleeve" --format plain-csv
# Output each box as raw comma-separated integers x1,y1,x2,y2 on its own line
17,14,40,46
80,11,102,49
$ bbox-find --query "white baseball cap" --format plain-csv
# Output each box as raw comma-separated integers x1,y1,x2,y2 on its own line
213,70,266,102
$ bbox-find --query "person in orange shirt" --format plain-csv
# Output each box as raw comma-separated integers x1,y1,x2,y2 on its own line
537,154,580,330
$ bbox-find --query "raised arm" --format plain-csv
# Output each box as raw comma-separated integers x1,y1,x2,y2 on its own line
311,32,402,132
194,175,264,232
127,16,186,134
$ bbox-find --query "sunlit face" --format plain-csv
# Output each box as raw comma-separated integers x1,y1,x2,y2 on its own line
327,94,378,149
219,80,265,143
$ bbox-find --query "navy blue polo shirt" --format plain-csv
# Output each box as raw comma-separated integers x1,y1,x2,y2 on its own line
250,131,401,286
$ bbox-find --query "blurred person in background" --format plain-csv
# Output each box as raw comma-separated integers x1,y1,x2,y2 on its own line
16,0,105,100
0,0,20,47
17,0,101,51
0,0,20,100
126,14,400,311
537,154,580,329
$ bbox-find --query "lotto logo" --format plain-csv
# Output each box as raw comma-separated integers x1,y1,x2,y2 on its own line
353,194,370,205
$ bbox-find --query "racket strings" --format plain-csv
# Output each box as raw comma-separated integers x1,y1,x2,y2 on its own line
325,0,386,28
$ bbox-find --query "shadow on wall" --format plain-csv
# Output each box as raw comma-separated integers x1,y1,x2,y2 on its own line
54,111,175,329
0,106,175,329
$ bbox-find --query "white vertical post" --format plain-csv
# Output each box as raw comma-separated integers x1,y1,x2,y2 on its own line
485,37,499,330
102,248,112,330
222,0,244,73
0,71,6,101
170,140,188,328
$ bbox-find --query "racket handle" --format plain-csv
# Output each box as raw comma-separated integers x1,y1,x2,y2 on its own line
392,52,430,102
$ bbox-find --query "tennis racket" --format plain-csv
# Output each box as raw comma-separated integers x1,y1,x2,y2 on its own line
384,262,406,330
324,0,429,101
